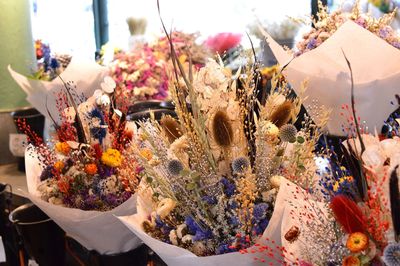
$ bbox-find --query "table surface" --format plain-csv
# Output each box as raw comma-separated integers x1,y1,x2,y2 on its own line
0,164,28,197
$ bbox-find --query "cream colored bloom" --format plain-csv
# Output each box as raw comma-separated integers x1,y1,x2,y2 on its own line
156,198,176,219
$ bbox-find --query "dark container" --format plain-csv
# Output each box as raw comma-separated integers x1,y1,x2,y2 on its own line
10,108,45,172
9,203,66,266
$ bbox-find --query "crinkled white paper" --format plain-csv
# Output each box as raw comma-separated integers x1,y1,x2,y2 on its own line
264,20,400,136
24,147,142,255
8,58,108,124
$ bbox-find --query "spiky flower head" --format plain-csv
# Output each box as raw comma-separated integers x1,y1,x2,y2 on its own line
167,159,184,176
383,243,400,266
279,124,297,142
231,157,250,173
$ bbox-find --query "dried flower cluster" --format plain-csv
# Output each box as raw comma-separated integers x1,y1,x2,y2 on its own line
23,77,140,211
130,38,329,257
296,1,400,55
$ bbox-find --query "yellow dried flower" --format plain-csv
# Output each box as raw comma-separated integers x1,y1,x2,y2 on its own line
55,142,70,155
140,148,153,161
101,148,122,167
54,161,64,172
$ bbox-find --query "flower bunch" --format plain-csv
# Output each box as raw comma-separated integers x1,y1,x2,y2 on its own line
22,76,140,211
109,44,169,106
369,0,398,13
296,1,400,55
32,40,72,81
129,40,329,257
277,103,400,265
151,31,210,67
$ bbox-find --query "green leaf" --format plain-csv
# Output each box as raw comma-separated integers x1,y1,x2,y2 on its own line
146,176,153,183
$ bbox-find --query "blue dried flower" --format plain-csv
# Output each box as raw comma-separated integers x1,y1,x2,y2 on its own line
216,244,236,255
228,216,239,227
90,108,107,145
50,58,59,70
253,203,269,221
306,38,317,50
231,157,249,173
383,243,400,266
40,165,55,181
185,216,212,241
167,160,183,176
221,177,235,197
253,218,269,235
227,200,238,210
202,195,217,205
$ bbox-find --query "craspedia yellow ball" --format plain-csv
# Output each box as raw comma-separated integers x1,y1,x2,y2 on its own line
101,148,122,167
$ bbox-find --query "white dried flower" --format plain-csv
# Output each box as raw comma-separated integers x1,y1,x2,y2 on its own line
156,198,176,219
270,175,283,188
176,224,187,239
169,229,179,246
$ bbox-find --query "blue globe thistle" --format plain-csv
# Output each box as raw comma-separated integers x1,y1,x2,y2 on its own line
167,160,183,176
231,157,250,173
383,243,400,266
279,124,297,142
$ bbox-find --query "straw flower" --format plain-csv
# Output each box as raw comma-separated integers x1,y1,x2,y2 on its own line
101,148,122,167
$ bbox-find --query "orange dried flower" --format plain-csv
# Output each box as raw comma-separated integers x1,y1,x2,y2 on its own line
55,142,70,154
346,232,369,253
58,179,70,194
54,161,65,172
342,255,361,266
85,164,98,175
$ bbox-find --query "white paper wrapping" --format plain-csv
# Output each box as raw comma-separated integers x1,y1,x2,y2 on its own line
263,20,400,136
117,177,301,266
24,147,142,255
8,58,108,124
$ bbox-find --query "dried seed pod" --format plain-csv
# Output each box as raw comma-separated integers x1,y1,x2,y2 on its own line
269,101,293,128
212,110,233,147
284,225,300,243
160,115,182,143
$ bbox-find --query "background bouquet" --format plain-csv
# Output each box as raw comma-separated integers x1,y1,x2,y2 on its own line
109,45,170,107
261,97,400,265
33,39,72,81
117,27,330,264
263,1,400,136
17,75,142,254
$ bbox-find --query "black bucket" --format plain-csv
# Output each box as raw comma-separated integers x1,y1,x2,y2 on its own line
0,184,11,232
89,245,149,266
11,108,45,172
9,203,66,266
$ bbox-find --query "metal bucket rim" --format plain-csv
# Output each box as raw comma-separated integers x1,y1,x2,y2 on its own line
9,203,52,225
